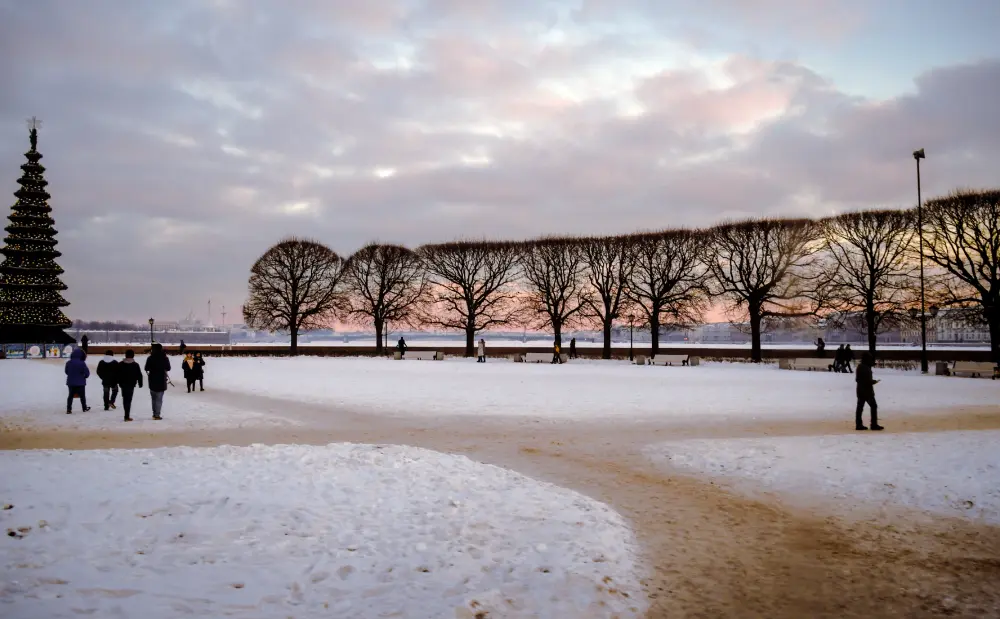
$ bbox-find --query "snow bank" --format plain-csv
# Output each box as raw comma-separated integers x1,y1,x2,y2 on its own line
0,443,644,618
206,356,997,421
644,431,1000,524
0,359,293,432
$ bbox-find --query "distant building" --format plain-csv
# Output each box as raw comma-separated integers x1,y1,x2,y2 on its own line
934,309,989,343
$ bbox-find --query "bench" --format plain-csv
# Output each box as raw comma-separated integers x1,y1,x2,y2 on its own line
522,352,568,363
949,361,998,379
393,350,443,360
786,358,833,371
648,354,696,366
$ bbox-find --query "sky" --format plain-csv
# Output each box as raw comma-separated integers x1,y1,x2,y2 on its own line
1,0,998,325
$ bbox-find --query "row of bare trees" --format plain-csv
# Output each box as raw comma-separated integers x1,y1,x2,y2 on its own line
243,189,1000,363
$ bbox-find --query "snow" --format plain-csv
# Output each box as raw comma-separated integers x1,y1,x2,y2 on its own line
0,443,644,618
0,358,294,432
205,356,998,421
644,431,1000,525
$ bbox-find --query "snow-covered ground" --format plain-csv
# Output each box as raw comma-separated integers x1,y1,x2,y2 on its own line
205,356,997,421
0,443,644,618
0,358,293,432
645,431,1000,525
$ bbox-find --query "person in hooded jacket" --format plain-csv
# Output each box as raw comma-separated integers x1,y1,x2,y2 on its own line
181,352,197,392
96,349,119,410
193,352,205,391
144,343,171,420
65,348,91,413
116,349,143,422
855,352,883,431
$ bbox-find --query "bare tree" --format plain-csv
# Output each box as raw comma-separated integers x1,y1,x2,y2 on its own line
580,235,636,359
520,238,587,348
342,243,427,354
822,209,918,355
418,241,522,356
707,219,825,362
627,229,710,355
923,189,1000,365
242,238,345,355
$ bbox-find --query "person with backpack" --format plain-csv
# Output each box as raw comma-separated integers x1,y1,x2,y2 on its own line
116,349,143,422
96,349,119,410
64,348,91,414
855,352,883,431
144,343,171,420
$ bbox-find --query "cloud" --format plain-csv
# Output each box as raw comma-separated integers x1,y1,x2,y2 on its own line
0,0,996,323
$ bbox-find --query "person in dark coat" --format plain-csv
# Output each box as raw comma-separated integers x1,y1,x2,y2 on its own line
815,337,826,358
64,347,91,413
179,339,187,355
181,352,197,392
396,337,407,357
843,344,855,373
833,344,846,372
79,334,89,354
569,338,577,359
855,352,883,431
193,352,205,391
144,343,171,420
116,349,143,422
96,349,119,411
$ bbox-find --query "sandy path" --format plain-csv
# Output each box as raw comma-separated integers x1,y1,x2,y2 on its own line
3,392,1000,618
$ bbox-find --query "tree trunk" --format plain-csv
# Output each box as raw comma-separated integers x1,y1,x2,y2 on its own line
374,318,384,354
749,307,762,363
865,305,877,356
649,310,661,356
987,306,1000,366
553,321,562,349
290,326,298,356
602,318,612,360
465,322,475,357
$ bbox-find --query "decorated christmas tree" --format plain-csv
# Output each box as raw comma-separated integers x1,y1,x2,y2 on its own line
0,118,74,344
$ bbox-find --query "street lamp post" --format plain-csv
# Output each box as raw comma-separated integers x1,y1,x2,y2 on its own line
627,314,636,361
148,317,154,346
913,148,928,373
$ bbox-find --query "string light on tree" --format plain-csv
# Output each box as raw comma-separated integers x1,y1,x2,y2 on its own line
0,117,75,345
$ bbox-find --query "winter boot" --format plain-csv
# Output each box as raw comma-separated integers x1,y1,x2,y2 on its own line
871,424,884,431
855,425,868,431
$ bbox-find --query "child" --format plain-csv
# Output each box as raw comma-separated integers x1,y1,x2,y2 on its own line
96,349,119,410
64,348,91,413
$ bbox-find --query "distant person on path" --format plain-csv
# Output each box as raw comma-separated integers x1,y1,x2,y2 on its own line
551,342,563,364
843,344,855,373
144,343,171,420
64,348,91,414
96,349,119,411
193,352,205,391
855,352,882,431
80,334,89,354
117,349,143,422
179,339,187,355
833,345,846,372
477,339,486,363
181,352,197,392
396,337,407,358
569,338,577,359
815,337,826,358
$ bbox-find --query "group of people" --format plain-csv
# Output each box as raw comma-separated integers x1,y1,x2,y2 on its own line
64,343,206,422
815,338,856,372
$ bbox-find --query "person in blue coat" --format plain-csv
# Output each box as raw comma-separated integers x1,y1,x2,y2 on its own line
65,348,91,414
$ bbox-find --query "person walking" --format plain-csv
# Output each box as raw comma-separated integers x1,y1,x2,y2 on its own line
79,334,89,355
144,343,171,420
117,349,143,422
477,339,486,363
178,339,187,355
855,352,883,431
815,337,826,358
96,349,119,410
193,352,206,391
843,344,855,373
65,348,91,413
569,337,577,359
833,344,846,372
551,342,563,364
396,337,408,358
181,352,197,392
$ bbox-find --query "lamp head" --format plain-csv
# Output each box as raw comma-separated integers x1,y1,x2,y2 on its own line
148,317,155,326
929,305,939,318
913,148,925,160
908,307,919,319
